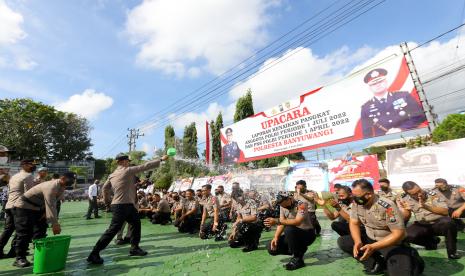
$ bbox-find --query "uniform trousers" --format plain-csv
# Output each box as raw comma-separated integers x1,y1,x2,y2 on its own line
151,212,171,224
267,226,316,259
13,208,47,259
229,222,263,249
337,234,423,275
331,220,350,236
92,204,141,253
86,196,98,218
0,209,15,254
177,215,200,234
309,212,321,235
200,217,226,239
406,216,457,255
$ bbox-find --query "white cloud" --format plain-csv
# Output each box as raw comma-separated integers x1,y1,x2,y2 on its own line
0,0,26,45
0,1,36,70
166,34,465,144
125,0,280,77
55,89,114,120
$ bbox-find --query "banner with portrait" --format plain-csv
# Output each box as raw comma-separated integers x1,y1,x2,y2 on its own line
386,138,465,188
285,162,328,192
327,154,380,191
220,51,427,164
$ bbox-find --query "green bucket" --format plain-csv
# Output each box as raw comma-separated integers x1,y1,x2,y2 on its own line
33,235,71,274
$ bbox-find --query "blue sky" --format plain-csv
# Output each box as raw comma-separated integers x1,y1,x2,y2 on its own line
1,0,464,160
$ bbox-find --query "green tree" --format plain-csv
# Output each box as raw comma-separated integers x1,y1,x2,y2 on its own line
432,114,465,143
0,98,92,161
182,122,198,159
128,150,147,165
94,159,107,180
212,113,223,164
69,165,89,183
164,125,175,151
233,89,255,123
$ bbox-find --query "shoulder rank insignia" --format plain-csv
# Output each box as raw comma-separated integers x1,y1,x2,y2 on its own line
427,190,436,196
377,199,391,209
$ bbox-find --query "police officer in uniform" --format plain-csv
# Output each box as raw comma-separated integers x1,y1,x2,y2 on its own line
323,185,354,236
376,178,398,202
293,180,323,235
228,192,263,252
0,159,35,259
433,178,465,230
13,172,75,267
87,153,167,264
215,185,232,222
222,128,240,164
338,179,423,275
360,68,427,138
199,184,227,241
264,192,316,271
399,181,460,259
177,189,200,234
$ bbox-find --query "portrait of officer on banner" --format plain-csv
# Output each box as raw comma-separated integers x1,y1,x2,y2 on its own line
222,128,241,165
360,68,427,138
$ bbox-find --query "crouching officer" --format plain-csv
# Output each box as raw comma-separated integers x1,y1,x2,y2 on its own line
322,185,354,236
228,192,263,252
13,172,75,267
399,181,460,259
177,189,200,234
294,180,323,235
433,178,465,231
199,184,227,241
338,179,423,275
264,192,316,271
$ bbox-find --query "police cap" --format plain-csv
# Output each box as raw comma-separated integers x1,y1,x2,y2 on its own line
115,153,130,161
364,68,387,84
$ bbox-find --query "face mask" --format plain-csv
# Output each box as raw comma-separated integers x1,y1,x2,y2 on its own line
339,198,351,206
438,186,448,192
30,165,37,172
354,195,369,205
215,191,219,196
380,185,389,192
0,157,8,164
65,179,74,187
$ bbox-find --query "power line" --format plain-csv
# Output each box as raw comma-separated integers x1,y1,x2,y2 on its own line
410,22,465,51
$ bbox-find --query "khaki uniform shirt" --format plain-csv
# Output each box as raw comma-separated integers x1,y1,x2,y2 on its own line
217,193,231,209
183,198,199,215
350,196,404,241
102,159,161,208
157,198,171,213
280,201,313,230
237,199,258,222
377,189,398,202
14,179,64,225
5,170,33,209
204,195,219,217
404,190,448,224
432,186,465,210
294,191,317,212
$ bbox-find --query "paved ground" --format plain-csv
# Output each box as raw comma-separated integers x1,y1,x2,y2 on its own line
0,202,464,275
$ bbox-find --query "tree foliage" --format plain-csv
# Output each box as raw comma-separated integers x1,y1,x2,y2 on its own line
212,113,224,164
0,98,92,161
233,89,255,123
432,114,465,143
182,122,198,159
164,125,175,151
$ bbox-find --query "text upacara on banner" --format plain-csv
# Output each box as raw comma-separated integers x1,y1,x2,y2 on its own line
220,52,427,164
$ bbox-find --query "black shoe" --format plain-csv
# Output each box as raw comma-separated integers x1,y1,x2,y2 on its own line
448,253,461,260
87,253,104,265
13,258,31,268
242,245,258,252
214,236,224,242
284,257,305,270
115,239,125,245
122,237,130,244
86,217,92,220
129,248,147,256
0,252,4,259
363,262,384,275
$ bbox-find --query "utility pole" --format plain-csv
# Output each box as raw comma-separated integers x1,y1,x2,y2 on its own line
127,128,144,153
400,42,438,133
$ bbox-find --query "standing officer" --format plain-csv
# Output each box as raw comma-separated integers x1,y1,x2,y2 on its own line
0,159,35,259
222,128,240,164
199,184,226,241
13,172,75,267
338,179,423,275
360,68,427,138
377,178,398,202
177,189,200,234
86,180,100,219
228,192,263,252
432,178,465,230
399,181,460,259
264,192,316,271
322,185,353,236
87,154,167,265
294,180,323,235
